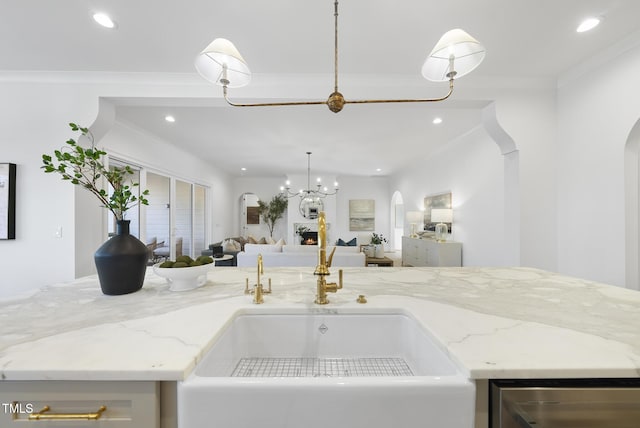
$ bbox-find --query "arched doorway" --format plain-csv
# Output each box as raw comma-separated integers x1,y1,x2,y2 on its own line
482,102,520,266
624,118,640,290
390,191,404,251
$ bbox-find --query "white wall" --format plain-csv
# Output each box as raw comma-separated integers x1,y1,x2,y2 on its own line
334,176,391,247
557,42,640,288
231,175,390,247
145,173,171,247
99,120,234,257
390,127,506,266
0,73,559,298
5,56,636,296
0,80,95,297
490,90,558,270
233,177,289,241
0,74,234,298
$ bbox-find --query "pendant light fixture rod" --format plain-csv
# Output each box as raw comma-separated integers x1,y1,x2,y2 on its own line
307,151,312,193
334,0,339,94
205,0,483,113
222,82,327,108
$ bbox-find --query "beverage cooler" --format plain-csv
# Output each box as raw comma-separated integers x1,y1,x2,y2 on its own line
490,379,640,427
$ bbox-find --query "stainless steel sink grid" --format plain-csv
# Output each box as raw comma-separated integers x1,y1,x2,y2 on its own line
230,357,414,378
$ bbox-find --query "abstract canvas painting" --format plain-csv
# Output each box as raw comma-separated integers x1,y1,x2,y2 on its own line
349,199,375,231
424,192,451,232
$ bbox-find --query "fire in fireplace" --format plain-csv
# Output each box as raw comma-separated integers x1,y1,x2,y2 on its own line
301,231,318,245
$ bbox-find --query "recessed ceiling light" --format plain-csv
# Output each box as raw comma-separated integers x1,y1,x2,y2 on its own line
376,168,382,172
577,17,600,33
433,117,443,125
241,167,247,171
164,115,175,123
93,12,116,29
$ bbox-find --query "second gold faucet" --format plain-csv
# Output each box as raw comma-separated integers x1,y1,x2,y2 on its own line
245,253,271,304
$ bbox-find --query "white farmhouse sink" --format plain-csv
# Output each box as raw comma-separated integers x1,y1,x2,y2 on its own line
178,311,475,428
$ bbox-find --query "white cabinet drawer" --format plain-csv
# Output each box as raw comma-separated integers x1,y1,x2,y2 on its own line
402,236,462,267
0,381,158,428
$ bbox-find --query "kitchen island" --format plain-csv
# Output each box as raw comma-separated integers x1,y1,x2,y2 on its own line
1,266,639,427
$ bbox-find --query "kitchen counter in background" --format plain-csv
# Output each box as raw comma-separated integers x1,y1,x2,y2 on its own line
1,266,640,381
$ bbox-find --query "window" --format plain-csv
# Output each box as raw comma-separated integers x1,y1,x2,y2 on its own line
107,157,209,261
107,159,142,238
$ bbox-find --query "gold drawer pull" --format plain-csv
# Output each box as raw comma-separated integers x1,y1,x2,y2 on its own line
29,405,107,420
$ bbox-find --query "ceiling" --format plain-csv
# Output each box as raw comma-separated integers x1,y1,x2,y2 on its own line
3,0,640,178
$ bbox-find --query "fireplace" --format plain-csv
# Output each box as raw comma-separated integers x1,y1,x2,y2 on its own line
301,231,318,245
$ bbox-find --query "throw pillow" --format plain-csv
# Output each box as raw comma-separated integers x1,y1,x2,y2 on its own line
258,237,267,244
222,239,242,252
222,239,235,252
231,236,247,250
336,237,357,246
247,235,258,244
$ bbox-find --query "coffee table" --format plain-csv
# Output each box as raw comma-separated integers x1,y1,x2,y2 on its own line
365,256,394,267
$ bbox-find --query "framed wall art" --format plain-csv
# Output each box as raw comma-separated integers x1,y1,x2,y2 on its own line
0,163,16,240
349,199,375,231
246,206,260,225
423,192,451,232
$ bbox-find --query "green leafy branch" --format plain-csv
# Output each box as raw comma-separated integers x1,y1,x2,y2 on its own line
296,225,310,236
371,232,387,245
41,123,149,221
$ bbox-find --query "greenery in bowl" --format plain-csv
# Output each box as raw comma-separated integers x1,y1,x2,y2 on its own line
158,255,213,268
41,123,149,221
370,233,387,245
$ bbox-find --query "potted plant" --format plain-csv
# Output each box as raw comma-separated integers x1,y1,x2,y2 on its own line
42,123,150,295
296,225,310,244
257,194,288,238
370,232,387,258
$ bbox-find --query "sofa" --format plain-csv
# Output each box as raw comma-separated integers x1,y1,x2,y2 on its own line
236,244,366,268
201,237,250,266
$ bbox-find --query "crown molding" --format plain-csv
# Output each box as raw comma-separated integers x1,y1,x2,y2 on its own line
0,71,202,85
558,28,640,88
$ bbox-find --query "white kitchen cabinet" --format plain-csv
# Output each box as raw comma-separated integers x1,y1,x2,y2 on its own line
0,381,158,427
402,236,462,267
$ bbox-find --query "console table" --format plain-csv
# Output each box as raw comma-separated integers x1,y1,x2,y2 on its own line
401,236,462,267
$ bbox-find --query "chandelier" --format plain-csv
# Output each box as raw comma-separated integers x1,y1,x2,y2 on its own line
195,1,485,113
280,152,338,219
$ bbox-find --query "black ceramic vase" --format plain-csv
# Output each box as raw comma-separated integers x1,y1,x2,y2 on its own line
94,220,149,295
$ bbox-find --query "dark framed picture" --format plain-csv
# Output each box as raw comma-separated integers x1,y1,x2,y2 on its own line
246,206,260,225
0,163,16,240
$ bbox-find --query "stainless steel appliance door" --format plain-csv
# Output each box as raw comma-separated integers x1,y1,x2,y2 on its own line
491,380,640,428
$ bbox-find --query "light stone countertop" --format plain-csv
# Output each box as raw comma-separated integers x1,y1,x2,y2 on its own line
1,266,639,381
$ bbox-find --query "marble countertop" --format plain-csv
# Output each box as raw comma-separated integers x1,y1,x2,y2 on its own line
1,266,639,381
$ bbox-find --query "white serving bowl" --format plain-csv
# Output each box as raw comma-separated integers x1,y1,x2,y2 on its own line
153,262,215,291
